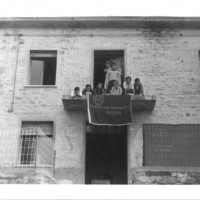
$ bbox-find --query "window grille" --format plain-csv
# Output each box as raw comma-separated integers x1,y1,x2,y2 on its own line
19,126,54,167
0,125,56,174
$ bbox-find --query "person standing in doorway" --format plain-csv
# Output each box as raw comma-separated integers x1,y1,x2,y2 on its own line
105,63,121,93
104,60,112,74
104,60,112,93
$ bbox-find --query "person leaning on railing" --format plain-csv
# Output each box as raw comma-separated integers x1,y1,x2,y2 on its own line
134,78,144,96
82,84,94,95
110,80,122,95
71,87,82,98
94,82,105,95
123,76,134,95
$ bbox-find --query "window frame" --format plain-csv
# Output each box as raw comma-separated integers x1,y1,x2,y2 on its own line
28,50,57,86
19,121,55,166
93,49,126,89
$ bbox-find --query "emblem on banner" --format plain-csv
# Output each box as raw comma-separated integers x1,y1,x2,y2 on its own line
93,95,104,106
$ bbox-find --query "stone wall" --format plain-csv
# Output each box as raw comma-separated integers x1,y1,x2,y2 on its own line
0,26,200,183
0,169,56,184
132,168,200,184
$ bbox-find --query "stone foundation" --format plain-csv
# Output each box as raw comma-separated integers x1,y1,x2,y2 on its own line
0,168,56,184
132,167,200,184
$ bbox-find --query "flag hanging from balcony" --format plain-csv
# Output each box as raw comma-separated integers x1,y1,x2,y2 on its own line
87,95,132,125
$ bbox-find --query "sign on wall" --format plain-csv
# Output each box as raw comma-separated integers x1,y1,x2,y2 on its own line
87,95,132,125
143,124,200,167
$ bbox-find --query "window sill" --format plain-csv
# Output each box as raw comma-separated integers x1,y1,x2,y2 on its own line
14,164,53,168
24,85,57,89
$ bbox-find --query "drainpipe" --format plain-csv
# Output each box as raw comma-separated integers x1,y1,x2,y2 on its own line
34,127,38,169
53,150,56,177
8,34,23,113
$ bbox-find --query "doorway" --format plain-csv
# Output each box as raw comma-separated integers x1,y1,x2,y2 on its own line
93,50,124,88
85,123,127,184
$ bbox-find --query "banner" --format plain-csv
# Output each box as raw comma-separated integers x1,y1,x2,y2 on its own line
87,95,132,125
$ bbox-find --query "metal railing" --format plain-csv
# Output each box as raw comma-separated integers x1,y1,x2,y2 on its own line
0,127,56,174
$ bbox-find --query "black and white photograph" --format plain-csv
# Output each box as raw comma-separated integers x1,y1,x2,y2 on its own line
0,0,200,199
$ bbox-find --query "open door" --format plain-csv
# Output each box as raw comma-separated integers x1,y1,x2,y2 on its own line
85,123,127,184
93,50,124,89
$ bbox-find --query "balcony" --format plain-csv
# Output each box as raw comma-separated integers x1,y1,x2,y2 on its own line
62,95,156,112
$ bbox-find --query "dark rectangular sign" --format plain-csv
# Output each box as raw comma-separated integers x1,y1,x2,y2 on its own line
143,124,200,167
87,95,132,125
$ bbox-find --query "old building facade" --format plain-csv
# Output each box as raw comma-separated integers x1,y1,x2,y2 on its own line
1,17,200,184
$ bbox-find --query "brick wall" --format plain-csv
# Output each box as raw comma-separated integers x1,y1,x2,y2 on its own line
0,27,200,183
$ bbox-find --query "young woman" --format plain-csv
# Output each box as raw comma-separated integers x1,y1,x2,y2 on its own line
82,84,94,95
134,78,144,96
104,63,121,93
110,80,122,95
123,76,134,95
94,82,105,95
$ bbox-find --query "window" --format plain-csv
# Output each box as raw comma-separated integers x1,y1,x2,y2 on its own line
20,121,54,166
29,51,57,85
143,124,200,167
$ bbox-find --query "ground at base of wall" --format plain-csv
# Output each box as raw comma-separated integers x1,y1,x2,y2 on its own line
0,172,55,184
0,168,74,184
132,171,200,184
0,168,56,184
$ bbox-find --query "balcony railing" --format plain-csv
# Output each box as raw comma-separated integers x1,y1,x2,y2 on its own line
62,95,156,111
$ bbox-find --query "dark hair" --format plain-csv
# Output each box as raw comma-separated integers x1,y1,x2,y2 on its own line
105,60,111,64
86,84,91,88
111,63,116,67
125,76,131,81
74,87,80,91
135,78,140,82
96,82,102,86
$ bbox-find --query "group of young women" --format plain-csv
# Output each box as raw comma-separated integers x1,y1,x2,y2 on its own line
71,61,144,97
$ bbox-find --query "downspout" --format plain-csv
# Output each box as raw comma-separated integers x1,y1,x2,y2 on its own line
8,34,23,113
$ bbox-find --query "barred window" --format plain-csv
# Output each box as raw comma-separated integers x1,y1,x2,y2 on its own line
20,122,54,166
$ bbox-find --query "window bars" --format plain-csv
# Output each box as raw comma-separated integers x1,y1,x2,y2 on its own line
0,127,56,172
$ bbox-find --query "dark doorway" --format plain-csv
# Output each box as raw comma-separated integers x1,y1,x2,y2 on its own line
93,50,124,89
85,123,127,184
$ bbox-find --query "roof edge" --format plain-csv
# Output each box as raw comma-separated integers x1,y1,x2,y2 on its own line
1,16,200,21
1,16,200,29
